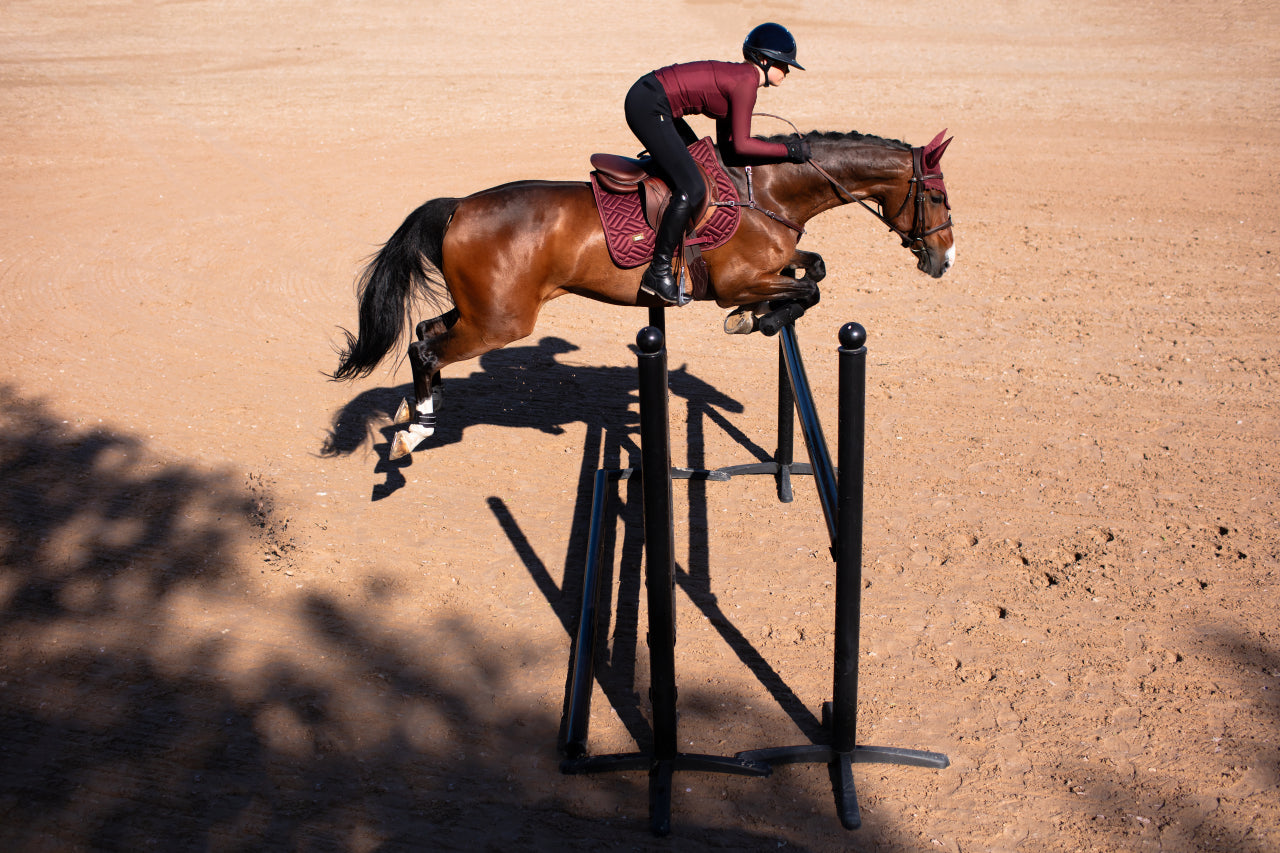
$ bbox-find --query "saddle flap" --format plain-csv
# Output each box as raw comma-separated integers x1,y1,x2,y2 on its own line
591,152,714,230
590,137,741,272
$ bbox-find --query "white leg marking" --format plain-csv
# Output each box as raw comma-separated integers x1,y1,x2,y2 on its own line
389,387,441,459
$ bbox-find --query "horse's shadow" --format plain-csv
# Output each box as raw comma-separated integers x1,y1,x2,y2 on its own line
322,336,758,500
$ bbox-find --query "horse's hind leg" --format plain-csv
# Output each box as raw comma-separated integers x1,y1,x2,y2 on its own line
393,312,457,427
389,305,538,459
388,313,458,459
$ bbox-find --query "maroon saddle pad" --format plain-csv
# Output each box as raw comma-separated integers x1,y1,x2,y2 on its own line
589,137,741,270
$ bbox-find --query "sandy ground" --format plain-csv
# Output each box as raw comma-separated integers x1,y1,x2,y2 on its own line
2,1,1278,850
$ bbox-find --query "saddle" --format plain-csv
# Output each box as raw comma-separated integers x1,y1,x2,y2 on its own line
589,137,741,297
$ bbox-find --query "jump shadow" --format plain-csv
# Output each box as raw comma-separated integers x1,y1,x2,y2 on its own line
325,338,634,500
323,336,777,500
677,389,827,742
450,335,829,766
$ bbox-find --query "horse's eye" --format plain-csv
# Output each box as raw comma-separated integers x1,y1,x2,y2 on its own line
930,193,945,204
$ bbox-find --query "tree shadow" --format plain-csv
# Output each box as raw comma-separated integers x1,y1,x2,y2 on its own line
0,383,930,850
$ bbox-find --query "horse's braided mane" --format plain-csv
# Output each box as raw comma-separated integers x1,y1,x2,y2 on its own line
767,130,911,150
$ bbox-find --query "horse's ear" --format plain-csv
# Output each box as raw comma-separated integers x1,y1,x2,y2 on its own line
923,129,952,169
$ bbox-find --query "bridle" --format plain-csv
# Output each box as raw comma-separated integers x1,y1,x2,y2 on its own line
748,114,953,259
806,146,954,259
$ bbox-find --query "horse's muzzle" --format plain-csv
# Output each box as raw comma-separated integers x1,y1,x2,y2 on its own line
916,244,954,278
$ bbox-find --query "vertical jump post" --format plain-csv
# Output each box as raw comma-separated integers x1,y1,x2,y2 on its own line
560,318,772,837
561,317,947,834
736,322,948,829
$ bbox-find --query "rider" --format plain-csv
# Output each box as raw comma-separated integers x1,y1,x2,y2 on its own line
625,22,810,305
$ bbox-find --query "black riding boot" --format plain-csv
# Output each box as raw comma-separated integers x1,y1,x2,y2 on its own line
640,195,693,305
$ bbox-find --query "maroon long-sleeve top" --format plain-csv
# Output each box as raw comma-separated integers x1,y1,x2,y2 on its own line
653,60,790,161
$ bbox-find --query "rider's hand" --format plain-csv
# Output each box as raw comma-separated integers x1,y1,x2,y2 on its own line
784,136,811,163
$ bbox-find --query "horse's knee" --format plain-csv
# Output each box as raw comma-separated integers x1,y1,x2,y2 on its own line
784,251,826,284
807,254,827,282
775,276,820,307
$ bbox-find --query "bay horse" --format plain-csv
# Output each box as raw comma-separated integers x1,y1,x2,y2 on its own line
331,129,954,459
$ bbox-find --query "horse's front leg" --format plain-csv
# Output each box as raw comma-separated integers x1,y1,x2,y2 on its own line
783,248,826,284
723,270,821,336
724,248,827,334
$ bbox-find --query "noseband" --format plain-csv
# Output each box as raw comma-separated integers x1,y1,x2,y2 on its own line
807,146,954,257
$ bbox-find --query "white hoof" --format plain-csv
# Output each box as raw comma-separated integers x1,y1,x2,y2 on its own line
389,423,432,460
394,397,413,425
724,303,772,335
724,308,756,335
389,432,412,460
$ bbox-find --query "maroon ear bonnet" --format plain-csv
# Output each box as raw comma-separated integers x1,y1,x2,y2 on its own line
921,129,952,207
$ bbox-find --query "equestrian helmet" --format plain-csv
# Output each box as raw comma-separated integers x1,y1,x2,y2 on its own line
743,23,804,72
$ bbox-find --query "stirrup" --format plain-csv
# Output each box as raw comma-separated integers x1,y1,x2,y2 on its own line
640,266,690,307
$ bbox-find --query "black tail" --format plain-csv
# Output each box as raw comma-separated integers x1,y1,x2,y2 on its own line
330,197,460,381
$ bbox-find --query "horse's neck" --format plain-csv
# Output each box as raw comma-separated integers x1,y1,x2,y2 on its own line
759,141,910,225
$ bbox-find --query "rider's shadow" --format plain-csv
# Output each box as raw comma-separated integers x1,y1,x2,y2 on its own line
323,336,764,500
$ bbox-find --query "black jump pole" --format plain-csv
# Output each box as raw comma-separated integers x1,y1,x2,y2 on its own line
778,323,839,544
563,466,628,759
775,344,797,502
738,322,948,831
636,325,678,767
561,310,664,760
561,324,769,837
831,321,867,755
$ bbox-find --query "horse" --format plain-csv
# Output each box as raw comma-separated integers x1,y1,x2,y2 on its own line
330,129,954,459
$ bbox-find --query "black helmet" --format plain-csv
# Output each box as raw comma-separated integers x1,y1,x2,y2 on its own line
743,23,804,72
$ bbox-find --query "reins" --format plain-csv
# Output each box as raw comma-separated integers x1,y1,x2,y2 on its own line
751,113,954,254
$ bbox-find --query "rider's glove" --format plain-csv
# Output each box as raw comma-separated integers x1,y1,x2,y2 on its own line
784,136,811,163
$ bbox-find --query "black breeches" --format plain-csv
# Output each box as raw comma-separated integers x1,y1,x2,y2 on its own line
624,73,707,211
